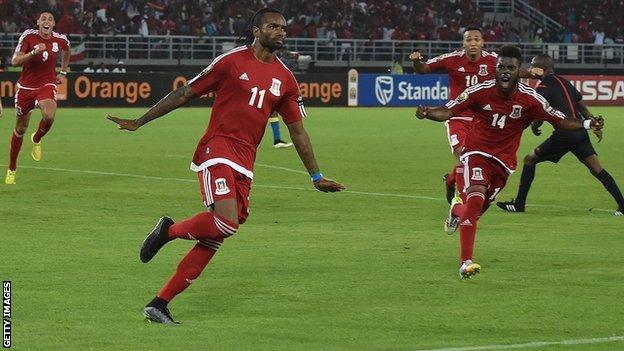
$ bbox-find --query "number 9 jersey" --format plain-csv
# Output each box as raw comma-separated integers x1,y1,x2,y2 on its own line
15,29,69,89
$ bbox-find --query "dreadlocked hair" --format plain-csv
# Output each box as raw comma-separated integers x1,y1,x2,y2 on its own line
236,7,282,45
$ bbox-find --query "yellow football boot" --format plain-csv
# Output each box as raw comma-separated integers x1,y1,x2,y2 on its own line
5,169,16,185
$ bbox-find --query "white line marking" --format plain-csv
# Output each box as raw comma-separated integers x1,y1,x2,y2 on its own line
7,164,614,213
414,335,624,351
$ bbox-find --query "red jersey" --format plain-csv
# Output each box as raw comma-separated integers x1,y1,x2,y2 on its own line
14,29,69,89
426,49,498,119
446,80,567,173
188,46,306,178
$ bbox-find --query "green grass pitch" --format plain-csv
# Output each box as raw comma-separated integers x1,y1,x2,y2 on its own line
1,106,623,350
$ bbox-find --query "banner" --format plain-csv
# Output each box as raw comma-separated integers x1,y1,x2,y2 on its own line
563,75,624,106
357,74,450,106
0,72,347,107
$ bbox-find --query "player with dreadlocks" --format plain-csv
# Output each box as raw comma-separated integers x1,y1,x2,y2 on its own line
108,7,344,324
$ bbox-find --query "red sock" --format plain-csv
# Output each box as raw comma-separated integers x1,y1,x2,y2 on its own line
33,119,53,143
157,241,222,302
445,166,457,187
168,212,238,240
9,130,24,171
458,192,485,262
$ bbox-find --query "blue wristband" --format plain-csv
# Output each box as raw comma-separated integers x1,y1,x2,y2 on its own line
311,171,323,182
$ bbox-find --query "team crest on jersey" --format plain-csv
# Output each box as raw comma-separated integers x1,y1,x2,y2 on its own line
269,78,282,96
471,168,484,181
510,105,523,119
52,42,59,52
214,178,230,195
478,64,488,76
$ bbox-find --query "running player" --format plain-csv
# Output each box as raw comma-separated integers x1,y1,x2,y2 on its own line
410,27,542,203
5,10,70,185
107,8,344,324
416,46,604,278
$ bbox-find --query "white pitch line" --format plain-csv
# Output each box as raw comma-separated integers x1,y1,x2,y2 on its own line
414,335,624,351
7,164,615,213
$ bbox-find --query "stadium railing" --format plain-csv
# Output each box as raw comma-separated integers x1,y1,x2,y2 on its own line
1,33,622,68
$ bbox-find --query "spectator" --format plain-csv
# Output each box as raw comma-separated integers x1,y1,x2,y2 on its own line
96,62,109,73
112,61,126,73
83,62,95,73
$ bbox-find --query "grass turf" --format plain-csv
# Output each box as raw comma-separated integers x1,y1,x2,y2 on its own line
1,107,622,350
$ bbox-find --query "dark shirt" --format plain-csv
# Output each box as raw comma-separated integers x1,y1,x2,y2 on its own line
535,74,583,120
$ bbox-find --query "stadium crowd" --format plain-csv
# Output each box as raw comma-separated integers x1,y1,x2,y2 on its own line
1,0,623,44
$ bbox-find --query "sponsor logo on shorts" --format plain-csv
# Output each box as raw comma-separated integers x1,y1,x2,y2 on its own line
214,178,230,195
471,168,484,181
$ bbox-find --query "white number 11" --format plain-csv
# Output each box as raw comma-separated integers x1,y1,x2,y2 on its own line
248,87,265,109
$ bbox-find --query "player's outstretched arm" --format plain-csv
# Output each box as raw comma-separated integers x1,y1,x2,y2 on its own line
12,43,45,66
556,115,604,132
519,67,544,79
409,51,431,74
577,101,603,142
107,84,196,131
286,120,345,193
415,106,451,121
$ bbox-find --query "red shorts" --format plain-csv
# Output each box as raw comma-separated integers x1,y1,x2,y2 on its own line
14,84,56,117
444,117,473,152
197,163,252,224
460,154,508,206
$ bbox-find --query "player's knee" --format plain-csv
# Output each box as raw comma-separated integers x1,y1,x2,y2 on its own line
14,126,27,135
213,214,239,237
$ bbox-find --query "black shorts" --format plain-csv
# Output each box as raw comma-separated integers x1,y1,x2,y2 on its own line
534,129,596,163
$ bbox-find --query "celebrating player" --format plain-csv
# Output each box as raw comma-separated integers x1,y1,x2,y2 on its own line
107,8,344,324
409,27,542,203
497,54,624,216
416,46,604,279
5,10,70,185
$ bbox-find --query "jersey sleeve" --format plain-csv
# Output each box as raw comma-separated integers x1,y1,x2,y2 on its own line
14,31,31,55
188,59,227,96
275,77,306,124
425,53,452,72
444,86,480,115
60,35,70,51
528,93,566,127
535,82,550,101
